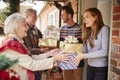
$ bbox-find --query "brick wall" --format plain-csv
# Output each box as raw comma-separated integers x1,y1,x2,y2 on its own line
110,0,120,80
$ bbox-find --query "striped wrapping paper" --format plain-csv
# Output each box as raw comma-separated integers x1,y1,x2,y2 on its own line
57,53,78,70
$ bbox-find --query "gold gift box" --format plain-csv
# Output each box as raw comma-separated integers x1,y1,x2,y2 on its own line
60,41,83,53
38,38,58,48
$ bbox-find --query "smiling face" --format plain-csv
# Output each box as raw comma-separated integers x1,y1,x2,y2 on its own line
4,13,28,40
26,13,37,27
83,11,96,28
61,10,70,23
15,20,28,39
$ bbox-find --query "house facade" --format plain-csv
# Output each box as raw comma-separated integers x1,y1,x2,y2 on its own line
38,3,60,33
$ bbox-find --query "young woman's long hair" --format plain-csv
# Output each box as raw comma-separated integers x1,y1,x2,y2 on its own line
82,8,104,48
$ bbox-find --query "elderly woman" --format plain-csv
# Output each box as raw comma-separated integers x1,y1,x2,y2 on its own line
0,13,70,80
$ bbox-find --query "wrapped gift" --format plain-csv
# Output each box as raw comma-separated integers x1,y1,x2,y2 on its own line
59,36,83,53
64,43,83,53
43,25,60,40
38,38,58,48
57,53,78,70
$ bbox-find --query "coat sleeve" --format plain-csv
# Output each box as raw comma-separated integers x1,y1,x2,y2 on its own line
32,54,47,60
1,49,54,71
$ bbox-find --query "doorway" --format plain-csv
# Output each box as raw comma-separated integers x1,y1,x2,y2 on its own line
78,0,112,80
78,0,112,26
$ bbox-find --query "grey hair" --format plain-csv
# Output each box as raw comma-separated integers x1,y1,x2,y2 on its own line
4,13,26,34
25,8,37,16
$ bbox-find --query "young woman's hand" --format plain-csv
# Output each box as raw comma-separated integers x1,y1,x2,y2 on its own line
72,52,85,66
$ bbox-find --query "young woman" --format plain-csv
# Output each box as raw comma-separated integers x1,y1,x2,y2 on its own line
73,8,110,80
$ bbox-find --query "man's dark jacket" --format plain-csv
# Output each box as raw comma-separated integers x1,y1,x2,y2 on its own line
23,26,42,55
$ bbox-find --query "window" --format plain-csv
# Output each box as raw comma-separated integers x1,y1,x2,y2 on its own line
48,9,59,28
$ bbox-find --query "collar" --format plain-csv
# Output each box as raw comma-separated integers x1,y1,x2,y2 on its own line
7,34,24,44
67,23,77,28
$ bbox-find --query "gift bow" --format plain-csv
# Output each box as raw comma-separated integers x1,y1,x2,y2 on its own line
64,36,78,44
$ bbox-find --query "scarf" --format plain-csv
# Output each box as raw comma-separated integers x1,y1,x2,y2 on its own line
0,36,35,80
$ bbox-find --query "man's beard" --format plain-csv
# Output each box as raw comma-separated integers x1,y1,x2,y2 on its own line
63,18,69,23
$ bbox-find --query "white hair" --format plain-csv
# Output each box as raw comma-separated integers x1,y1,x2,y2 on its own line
4,13,26,34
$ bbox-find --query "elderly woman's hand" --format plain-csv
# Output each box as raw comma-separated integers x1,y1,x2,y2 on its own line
45,48,61,57
53,51,71,63
72,52,85,66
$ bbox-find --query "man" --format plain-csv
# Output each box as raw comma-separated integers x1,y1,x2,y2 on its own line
60,6,84,80
23,8,42,80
